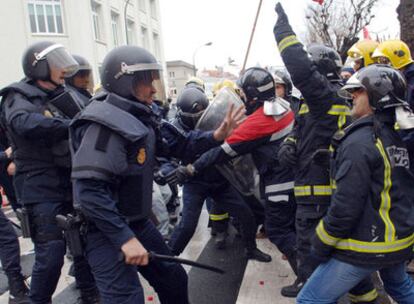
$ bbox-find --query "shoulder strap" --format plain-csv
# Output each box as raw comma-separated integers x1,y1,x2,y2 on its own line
73,100,148,143
0,81,47,100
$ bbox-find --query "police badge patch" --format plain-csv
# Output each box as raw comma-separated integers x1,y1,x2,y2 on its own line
137,148,146,164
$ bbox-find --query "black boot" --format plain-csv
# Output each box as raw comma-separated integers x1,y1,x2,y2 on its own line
79,287,100,304
280,278,305,298
214,231,228,249
245,248,272,263
8,273,29,304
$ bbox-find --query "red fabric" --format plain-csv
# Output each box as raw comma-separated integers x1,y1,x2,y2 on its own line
312,0,324,5
363,27,371,40
226,107,294,144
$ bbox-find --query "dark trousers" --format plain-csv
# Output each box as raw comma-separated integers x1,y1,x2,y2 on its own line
169,181,257,255
0,168,19,211
296,204,376,301
264,194,297,257
0,207,21,276
85,219,189,304
207,198,229,234
29,202,96,304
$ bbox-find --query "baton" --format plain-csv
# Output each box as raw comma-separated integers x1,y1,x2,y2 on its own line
119,251,225,274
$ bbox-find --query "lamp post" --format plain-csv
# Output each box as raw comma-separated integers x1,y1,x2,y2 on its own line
124,0,132,45
192,42,212,76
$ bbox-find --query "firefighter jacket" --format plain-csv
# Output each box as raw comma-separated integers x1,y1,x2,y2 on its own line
274,20,352,205
192,106,295,202
313,115,414,267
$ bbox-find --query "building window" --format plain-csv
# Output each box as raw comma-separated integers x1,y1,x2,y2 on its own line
91,0,103,41
111,12,120,46
169,71,175,78
150,0,157,19
139,0,146,12
141,26,149,49
28,0,64,34
126,20,136,45
153,32,160,59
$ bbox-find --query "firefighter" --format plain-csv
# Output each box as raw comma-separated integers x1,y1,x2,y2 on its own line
298,64,414,304
273,3,377,301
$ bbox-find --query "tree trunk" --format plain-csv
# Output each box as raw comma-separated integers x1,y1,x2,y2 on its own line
397,0,414,53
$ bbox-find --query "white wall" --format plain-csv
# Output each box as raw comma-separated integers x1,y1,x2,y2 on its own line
0,0,166,91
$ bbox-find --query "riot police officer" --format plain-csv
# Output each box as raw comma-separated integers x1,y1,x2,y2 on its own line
65,54,93,107
274,4,377,301
0,208,29,304
0,41,99,304
70,45,242,304
298,65,414,303
167,87,270,260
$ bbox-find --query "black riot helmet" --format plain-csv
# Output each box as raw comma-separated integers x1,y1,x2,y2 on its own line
22,41,79,81
101,45,162,100
65,54,92,86
339,64,407,111
176,87,209,130
273,69,293,98
237,67,275,115
307,44,343,81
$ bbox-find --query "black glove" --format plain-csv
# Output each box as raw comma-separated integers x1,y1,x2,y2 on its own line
273,2,295,44
312,149,331,167
275,2,289,26
277,139,298,168
165,165,196,186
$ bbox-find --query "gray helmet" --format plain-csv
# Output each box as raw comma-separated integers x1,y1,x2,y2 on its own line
339,64,407,111
101,45,162,99
65,54,92,85
273,69,293,98
22,41,78,81
308,44,343,81
176,87,209,129
237,67,275,114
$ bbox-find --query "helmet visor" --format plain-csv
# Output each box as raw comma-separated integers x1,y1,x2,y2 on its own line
44,46,79,77
338,73,365,99
132,70,166,102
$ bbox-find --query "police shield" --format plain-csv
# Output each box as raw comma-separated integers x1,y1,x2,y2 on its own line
196,87,261,198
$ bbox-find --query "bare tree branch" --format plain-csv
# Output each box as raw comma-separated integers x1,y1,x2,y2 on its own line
304,0,380,62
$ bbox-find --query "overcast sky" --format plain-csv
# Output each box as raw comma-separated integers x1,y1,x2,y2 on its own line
159,0,400,71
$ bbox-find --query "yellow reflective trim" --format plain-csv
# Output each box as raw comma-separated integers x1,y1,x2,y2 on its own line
327,105,351,116
375,139,395,242
294,185,332,197
298,103,309,115
349,289,378,302
330,178,337,190
394,122,400,130
209,213,229,221
313,185,332,196
336,234,414,253
294,186,311,196
317,221,414,253
286,137,296,144
278,35,300,53
316,221,339,247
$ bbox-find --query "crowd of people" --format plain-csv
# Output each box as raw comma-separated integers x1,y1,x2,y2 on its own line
0,2,414,304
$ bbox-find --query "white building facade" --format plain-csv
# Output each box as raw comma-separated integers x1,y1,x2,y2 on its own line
166,60,195,98
0,0,166,90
